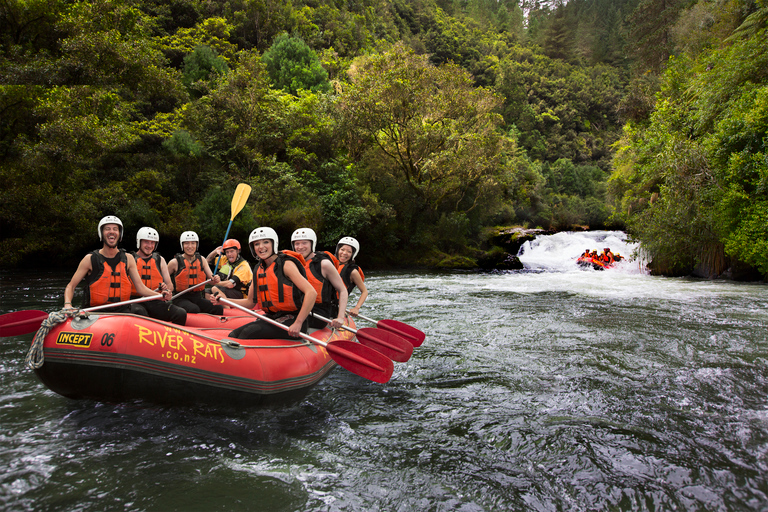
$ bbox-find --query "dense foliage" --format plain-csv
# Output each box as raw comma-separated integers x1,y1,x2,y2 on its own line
0,0,765,276
610,0,768,276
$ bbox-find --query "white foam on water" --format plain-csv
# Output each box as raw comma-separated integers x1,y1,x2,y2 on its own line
372,231,767,304
517,230,645,273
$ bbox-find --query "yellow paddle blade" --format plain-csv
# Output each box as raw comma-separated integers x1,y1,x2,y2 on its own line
230,183,252,220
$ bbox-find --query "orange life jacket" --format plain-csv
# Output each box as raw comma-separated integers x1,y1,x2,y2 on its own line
84,249,132,307
172,253,206,293
304,251,339,305
338,262,365,294
255,251,307,315
131,252,163,296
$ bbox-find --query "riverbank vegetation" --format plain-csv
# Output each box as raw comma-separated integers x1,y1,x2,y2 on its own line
1,0,766,277
610,1,768,278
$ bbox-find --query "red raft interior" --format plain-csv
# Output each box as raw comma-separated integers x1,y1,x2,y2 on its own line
33,311,355,407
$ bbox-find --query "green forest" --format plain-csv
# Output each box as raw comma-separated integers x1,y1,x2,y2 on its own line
1,0,766,276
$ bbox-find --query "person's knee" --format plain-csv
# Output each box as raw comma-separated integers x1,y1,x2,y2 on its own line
177,300,201,314
170,306,187,326
131,304,148,316
230,321,262,339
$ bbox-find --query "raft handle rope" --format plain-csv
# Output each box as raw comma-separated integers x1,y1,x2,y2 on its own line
26,308,92,369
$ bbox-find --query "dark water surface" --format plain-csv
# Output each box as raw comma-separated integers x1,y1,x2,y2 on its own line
2,260,768,511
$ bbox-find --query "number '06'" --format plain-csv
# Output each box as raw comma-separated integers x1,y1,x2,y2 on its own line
101,333,115,346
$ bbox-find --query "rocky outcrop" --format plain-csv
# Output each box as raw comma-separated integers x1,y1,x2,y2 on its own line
647,242,764,281
476,248,524,270
488,227,554,255
477,227,554,271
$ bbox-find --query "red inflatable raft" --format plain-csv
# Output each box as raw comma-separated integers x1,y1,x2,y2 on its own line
32,311,355,407
576,256,614,271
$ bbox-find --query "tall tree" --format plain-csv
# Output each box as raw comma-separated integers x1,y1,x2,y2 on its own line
541,3,574,61
262,33,332,95
338,43,529,240
626,0,692,73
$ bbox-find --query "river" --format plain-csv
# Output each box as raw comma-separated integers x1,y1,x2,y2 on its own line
1,231,767,511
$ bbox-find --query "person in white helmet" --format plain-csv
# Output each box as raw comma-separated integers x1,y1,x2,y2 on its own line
213,227,317,339
63,216,170,312
130,227,187,325
167,231,223,315
335,236,368,317
290,227,348,330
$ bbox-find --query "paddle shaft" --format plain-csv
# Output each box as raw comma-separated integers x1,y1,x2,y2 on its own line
0,294,164,337
212,226,233,276
354,311,380,325
310,312,358,334
170,279,212,300
220,299,330,347
83,294,164,313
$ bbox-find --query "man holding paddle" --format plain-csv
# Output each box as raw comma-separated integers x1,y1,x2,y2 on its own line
63,216,171,313
131,226,187,325
168,231,223,315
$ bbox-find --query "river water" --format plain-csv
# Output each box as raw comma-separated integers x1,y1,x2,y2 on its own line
1,231,767,511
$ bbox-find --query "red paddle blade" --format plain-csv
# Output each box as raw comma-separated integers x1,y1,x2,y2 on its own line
0,310,49,337
355,327,413,362
325,340,394,383
377,320,425,347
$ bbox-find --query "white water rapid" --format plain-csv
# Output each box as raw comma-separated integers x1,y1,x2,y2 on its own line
517,229,647,273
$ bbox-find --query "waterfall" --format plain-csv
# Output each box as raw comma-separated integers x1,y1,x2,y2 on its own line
516,230,647,273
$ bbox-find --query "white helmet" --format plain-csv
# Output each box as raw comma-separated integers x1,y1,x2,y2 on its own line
179,231,199,251
98,215,123,241
136,226,160,250
249,227,279,259
336,236,360,260
291,227,317,253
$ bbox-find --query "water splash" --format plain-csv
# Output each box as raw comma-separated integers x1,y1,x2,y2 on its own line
517,230,647,273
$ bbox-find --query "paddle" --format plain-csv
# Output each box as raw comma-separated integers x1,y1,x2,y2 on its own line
310,312,413,362
219,298,393,384
0,310,50,337
212,183,252,275
351,311,425,347
0,294,163,337
171,279,212,300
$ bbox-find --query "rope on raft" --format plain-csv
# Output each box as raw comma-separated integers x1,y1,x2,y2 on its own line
25,309,87,369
